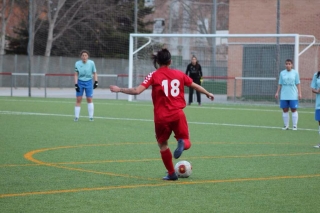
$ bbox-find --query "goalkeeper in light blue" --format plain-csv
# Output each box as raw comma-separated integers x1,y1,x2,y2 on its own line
74,50,98,121
310,71,320,148
275,59,301,130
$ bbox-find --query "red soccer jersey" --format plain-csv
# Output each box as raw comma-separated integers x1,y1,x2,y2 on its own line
141,67,193,123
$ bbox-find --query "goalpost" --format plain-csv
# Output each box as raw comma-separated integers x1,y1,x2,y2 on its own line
128,34,317,104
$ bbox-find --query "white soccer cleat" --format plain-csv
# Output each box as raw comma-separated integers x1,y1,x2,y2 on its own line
282,126,289,130
292,126,297,131
313,144,320,148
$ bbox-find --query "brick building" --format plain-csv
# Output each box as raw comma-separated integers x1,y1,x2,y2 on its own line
228,0,320,100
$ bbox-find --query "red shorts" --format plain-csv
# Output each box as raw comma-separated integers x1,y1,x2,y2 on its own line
154,111,189,143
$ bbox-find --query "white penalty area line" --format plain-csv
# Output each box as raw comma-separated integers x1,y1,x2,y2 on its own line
0,110,317,132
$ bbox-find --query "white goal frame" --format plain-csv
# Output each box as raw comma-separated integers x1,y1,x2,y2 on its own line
128,33,316,102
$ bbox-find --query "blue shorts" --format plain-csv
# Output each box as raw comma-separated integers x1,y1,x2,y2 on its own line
280,100,299,109
315,109,320,121
76,80,93,98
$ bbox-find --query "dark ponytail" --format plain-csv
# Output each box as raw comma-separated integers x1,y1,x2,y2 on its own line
151,48,171,69
151,54,158,69
317,71,320,78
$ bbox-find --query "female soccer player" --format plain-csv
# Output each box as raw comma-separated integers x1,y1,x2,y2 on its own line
275,59,301,130
185,55,203,105
109,48,214,180
74,50,98,121
310,71,320,148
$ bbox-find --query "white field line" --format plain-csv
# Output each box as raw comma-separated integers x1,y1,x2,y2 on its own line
0,110,317,132
0,98,314,114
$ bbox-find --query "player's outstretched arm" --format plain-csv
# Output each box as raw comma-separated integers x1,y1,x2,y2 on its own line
109,85,146,95
190,82,214,101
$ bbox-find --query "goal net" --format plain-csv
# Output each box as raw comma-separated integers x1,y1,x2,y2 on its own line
127,34,318,105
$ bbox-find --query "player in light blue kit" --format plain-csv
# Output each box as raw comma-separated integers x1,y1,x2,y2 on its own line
275,59,301,130
310,71,320,148
74,50,98,121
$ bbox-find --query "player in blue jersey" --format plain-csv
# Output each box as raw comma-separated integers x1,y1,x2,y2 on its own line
275,59,301,130
74,50,98,121
310,71,320,148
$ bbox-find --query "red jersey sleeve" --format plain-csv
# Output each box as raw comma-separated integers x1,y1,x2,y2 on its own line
140,71,155,88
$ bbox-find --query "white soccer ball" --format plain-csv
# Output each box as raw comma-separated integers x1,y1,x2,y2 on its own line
174,160,192,178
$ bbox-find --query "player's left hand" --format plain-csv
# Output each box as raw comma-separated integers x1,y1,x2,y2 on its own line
110,85,120,93
94,81,98,89
206,93,214,101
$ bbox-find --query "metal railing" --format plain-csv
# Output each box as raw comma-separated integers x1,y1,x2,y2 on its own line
0,72,314,105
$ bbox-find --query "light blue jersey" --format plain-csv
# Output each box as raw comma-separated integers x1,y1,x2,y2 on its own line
310,72,320,109
278,69,300,100
75,59,96,81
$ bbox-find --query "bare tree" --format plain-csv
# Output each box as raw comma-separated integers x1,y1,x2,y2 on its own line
44,0,66,57
44,0,84,57
38,0,88,75
8,0,153,57
173,0,229,41
0,0,15,55
28,0,47,56
44,0,117,57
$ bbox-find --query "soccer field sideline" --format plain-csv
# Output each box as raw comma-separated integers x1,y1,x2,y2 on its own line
0,96,315,112
0,110,317,132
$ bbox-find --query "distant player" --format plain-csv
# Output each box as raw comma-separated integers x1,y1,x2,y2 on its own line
310,71,320,148
185,55,203,106
109,48,214,181
74,50,98,121
275,59,301,130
